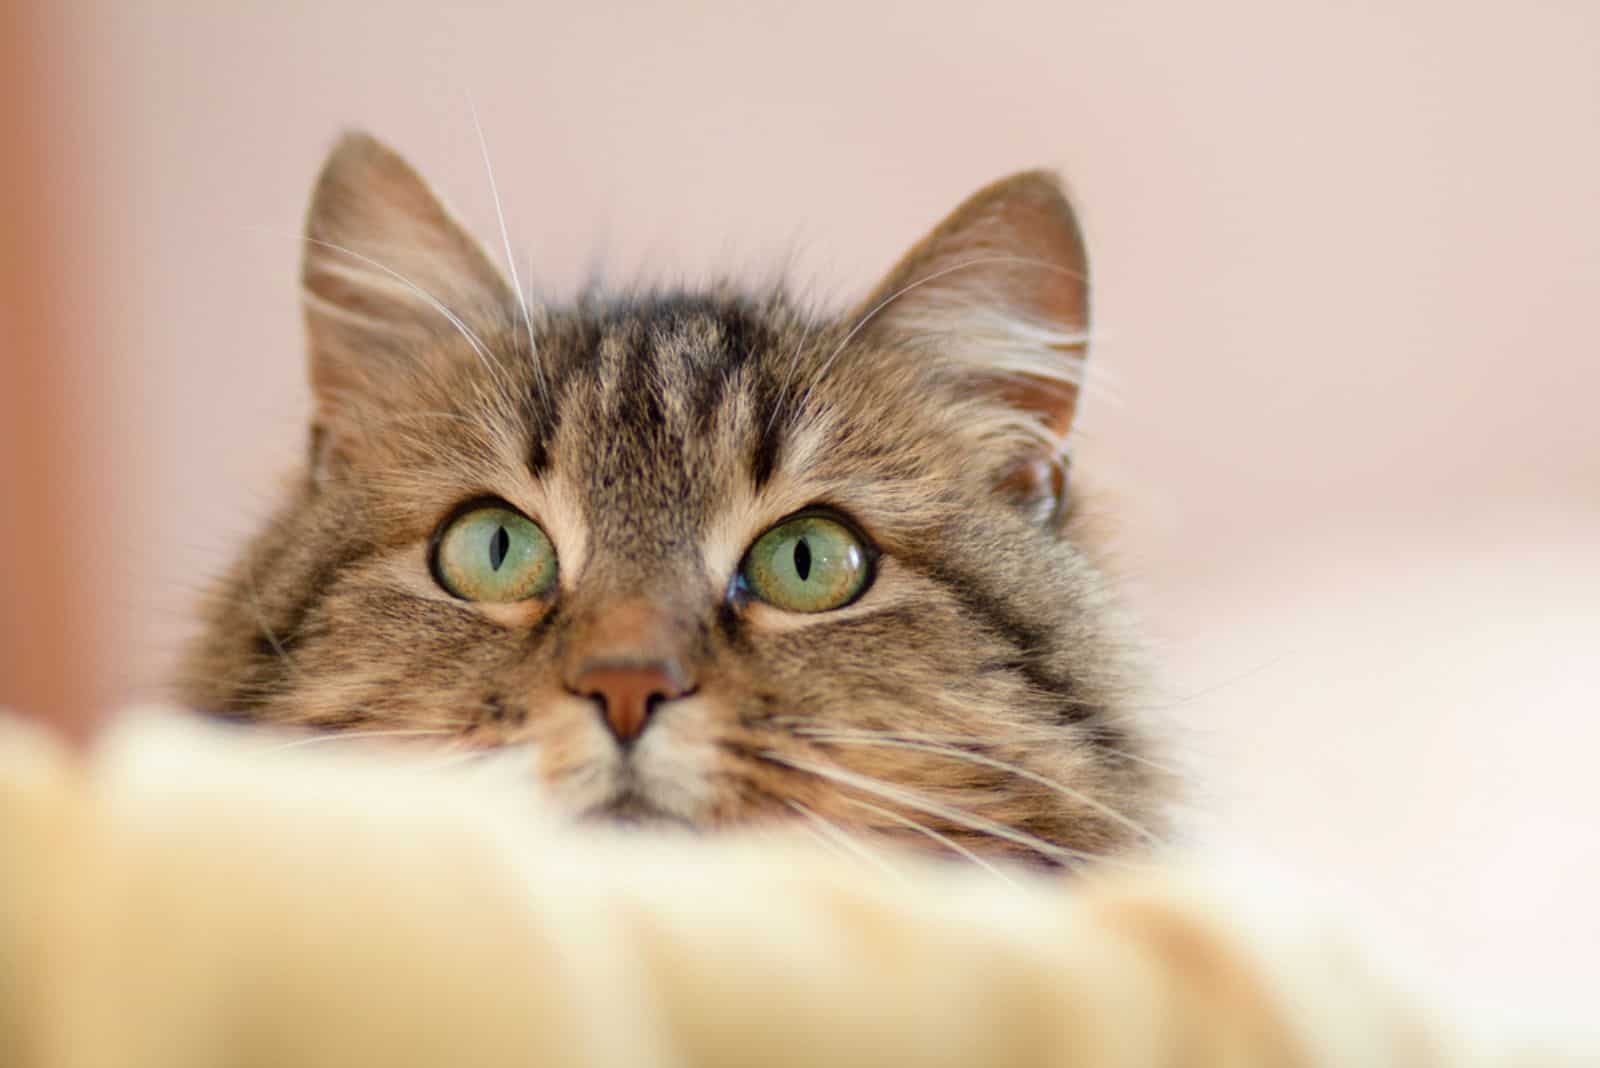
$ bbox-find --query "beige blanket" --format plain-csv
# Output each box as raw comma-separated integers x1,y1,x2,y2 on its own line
1,711,1586,1067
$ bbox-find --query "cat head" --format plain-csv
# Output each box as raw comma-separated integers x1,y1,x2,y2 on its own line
180,133,1164,866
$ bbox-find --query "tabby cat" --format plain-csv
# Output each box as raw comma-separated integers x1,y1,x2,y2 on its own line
179,133,1165,866
11,136,1586,1068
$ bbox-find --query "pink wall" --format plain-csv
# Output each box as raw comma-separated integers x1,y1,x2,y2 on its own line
65,1,1598,1006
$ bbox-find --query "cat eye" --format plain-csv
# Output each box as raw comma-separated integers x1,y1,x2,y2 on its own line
431,502,557,602
740,512,872,613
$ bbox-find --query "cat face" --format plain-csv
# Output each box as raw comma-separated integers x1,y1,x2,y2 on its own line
179,134,1164,866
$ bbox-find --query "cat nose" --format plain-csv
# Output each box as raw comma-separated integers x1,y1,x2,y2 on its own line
569,660,692,744
562,599,698,745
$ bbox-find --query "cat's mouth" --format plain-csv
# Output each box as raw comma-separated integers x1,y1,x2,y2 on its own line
580,789,696,830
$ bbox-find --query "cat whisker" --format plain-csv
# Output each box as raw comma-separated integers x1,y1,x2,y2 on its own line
773,715,1183,778
778,807,853,862
773,717,1105,759
759,750,1092,868
839,797,1018,886
468,96,549,418
769,718,1054,748
782,799,903,877
297,235,517,412
796,728,1160,845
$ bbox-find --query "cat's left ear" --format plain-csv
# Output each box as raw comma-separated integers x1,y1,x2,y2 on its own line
852,171,1089,522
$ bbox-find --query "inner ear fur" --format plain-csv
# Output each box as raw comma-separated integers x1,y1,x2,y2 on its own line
299,131,515,474
852,171,1091,521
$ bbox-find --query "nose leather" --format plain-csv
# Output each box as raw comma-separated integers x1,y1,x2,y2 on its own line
570,660,691,744
562,599,696,745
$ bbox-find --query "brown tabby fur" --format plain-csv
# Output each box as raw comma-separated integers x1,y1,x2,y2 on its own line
178,133,1167,866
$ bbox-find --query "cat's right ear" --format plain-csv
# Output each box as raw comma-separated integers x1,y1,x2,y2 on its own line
301,132,513,469
847,171,1091,524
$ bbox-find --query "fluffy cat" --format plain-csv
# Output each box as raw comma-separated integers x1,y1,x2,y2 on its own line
178,133,1165,865
10,136,1587,1068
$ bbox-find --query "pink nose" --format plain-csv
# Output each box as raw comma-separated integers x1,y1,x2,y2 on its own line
569,660,691,744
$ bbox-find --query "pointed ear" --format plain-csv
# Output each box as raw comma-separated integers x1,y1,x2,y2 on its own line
301,132,513,417
853,171,1090,521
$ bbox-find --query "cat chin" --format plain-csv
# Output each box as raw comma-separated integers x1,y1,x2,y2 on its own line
578,791,697,830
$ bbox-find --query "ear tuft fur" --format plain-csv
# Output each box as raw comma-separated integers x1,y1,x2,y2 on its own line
300,132,516,475
853,171,1091,521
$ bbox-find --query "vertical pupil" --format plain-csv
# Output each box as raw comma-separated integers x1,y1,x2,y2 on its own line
793,537,811,582
488,525,510,571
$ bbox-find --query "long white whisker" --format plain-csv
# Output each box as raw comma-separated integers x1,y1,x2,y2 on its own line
301,237,491,360
773,719,1060,748
468,96,548,416
778,808,853,862
791,719,1183,779
298,235,512,406
841,797,1018,885
783,799,903,877
762,751,1092,866
798,729,1159,845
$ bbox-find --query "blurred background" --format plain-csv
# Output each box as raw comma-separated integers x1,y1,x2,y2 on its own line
30,0,1599,1009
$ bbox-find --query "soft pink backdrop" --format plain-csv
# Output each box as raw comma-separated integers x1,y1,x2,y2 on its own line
64,1,1598,1008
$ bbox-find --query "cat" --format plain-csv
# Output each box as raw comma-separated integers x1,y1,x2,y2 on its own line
178,132,1167,867
10,135,1589,1067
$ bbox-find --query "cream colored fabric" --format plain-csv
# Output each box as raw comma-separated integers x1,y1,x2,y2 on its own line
0,711,1587,1067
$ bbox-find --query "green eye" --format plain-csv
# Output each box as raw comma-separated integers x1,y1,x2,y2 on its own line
432,503,557,602
741,513,871,613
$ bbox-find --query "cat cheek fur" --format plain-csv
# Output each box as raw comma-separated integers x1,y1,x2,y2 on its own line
176,131,1169,866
